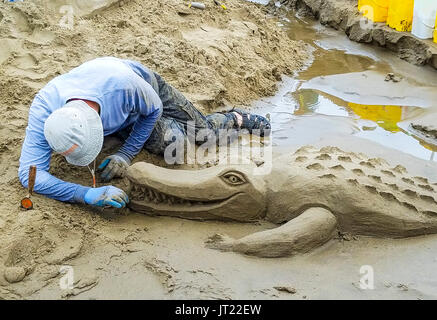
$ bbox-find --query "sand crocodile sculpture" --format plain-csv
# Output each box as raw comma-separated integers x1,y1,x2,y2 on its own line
126,146,437,258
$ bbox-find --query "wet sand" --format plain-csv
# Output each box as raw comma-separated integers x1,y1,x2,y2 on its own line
1,1,437,300
31,214,437,300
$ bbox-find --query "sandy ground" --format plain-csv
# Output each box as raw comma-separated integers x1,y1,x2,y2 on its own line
1,0,437,300
0,0,311,299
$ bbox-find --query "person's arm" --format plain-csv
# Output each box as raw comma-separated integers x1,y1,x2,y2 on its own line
100,81,163,181
117,111,162,161
18,106,90,203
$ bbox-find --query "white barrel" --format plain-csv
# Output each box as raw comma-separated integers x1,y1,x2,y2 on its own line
412,0,437,39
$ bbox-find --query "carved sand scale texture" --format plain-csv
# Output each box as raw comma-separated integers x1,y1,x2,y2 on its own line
292,146,437,217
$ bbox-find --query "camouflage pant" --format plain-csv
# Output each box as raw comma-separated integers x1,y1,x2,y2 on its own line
142,72,238,155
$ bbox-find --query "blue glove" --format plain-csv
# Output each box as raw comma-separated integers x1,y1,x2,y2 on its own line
84,186,129,208
98,153,131,182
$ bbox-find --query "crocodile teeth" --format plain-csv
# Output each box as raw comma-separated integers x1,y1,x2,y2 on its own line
133,186,206,206
148,189,154,199
155,191,163,202
151,190,159,199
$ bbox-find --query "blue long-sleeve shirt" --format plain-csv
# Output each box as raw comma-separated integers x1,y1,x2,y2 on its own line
18,57,163,203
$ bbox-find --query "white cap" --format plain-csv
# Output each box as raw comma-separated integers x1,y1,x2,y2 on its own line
44,100,104,166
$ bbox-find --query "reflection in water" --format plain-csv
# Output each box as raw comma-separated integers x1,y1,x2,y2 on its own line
253,12,437,162
290,88,436,161
293,89,350,117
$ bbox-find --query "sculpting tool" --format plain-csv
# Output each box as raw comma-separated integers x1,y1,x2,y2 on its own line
21,165,36,210
87,160,97,188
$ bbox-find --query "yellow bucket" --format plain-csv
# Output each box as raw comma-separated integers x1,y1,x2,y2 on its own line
358,0,390,23
434,13,437,43
387,0,414,32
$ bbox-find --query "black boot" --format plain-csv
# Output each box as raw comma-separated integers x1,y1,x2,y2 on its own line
231,108,271,137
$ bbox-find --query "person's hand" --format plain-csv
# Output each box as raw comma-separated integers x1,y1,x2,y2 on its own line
84,186,129,208
98,154,131,182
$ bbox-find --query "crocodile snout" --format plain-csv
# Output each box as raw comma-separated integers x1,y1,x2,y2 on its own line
126,162,267,221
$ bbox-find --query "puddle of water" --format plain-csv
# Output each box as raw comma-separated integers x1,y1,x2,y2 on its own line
297,50,380,81
291,89,420,130
254,13,437,162
287,14,437,86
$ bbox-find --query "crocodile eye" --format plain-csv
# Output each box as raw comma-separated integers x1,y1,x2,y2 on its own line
221,171,246,186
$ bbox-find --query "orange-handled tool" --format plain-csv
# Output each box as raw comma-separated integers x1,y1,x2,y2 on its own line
21,165,37,210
